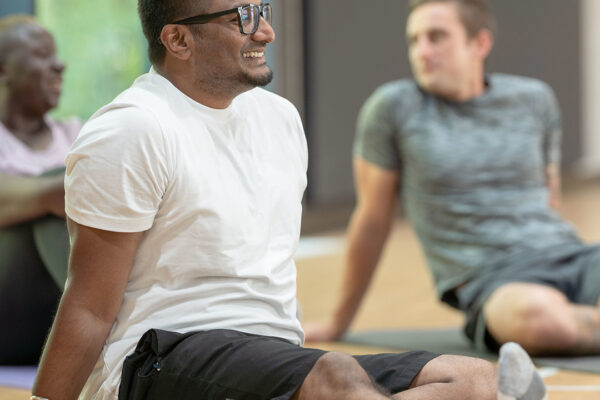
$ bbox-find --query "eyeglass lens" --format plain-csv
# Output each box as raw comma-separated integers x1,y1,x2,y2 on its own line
240,4,272,34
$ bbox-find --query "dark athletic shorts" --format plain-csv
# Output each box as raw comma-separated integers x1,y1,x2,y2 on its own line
118,328,438,400
453,244,600,352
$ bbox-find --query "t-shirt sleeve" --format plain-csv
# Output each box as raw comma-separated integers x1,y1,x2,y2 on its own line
540,84,562,167
65,105,170,233
353,86,402,171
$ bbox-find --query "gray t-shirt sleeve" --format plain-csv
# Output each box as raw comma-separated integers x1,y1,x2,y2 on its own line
540,84,562,166
353,85,402,171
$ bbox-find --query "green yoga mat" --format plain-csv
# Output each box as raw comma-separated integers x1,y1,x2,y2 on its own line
0,166,69,289
32,166,70,288
0,216,69,289
32,215,69,288
343,328,600,374
0,221,66,364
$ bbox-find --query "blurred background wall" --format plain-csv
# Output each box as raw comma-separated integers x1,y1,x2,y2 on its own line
35,0,147,120
0,1,33,15
2,0,598,223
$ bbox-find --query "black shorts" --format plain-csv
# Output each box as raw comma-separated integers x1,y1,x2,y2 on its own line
454,244,600,352
118,329,438,400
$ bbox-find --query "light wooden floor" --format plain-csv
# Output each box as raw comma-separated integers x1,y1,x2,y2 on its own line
0,388,28,400
297,180,600,399
2,181,599,399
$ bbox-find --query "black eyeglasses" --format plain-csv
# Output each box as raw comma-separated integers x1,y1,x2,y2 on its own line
171,3,272,35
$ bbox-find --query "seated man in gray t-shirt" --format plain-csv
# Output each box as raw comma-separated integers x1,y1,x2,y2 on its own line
306,0,600,357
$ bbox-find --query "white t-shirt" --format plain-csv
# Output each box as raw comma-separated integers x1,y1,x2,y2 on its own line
65,70,308,400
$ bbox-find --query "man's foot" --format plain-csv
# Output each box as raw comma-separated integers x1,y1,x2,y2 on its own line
497,342,547,400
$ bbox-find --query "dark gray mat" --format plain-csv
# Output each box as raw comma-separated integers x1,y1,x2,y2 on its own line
0,223,62,364
343,328,600,374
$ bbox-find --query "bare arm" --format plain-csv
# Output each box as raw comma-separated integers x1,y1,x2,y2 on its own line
546,164,561,210
0,173,66,228
32,218,144,400
304,157,399,341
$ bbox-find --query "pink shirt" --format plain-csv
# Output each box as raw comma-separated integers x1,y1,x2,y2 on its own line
0,116,81,176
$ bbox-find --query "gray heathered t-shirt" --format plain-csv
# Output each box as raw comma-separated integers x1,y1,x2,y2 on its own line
354,74,583,299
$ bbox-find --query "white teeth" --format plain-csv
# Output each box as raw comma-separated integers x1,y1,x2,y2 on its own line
244,51,264,58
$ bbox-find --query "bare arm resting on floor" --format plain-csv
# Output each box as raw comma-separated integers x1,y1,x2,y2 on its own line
304,157,399,341
32,218,143,400
0,173,66,228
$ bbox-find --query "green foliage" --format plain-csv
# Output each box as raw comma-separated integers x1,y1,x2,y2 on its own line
36,0,149,120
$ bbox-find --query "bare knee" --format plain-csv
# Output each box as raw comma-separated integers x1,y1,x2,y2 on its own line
485,284,579,353
311,352,371,388
294,352,386,400
520,298,579,351
412,355,496,399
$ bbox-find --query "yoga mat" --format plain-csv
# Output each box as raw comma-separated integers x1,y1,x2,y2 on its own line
0,366,36,389
0,224,61,364
32,215,69,288
34,166,69,288
343,327,600,374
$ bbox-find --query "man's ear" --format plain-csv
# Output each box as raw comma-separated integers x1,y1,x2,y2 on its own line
160,24,194,61
474,29,494,60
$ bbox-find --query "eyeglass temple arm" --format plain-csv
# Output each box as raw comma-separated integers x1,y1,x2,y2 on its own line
173,7,239,25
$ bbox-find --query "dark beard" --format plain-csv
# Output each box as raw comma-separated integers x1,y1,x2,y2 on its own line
242,66,274,87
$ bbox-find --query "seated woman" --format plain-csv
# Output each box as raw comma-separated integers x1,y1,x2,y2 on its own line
0,14,80,364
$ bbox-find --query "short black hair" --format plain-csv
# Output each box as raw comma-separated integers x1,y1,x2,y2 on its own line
138,0,210,65
408,0,496,38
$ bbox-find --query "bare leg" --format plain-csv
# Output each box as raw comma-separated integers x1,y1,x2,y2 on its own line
391,355,496,400
292,352,390,400
293,352,496,400
484,283,600,355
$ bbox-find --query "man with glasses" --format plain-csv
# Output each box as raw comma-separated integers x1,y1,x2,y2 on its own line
31,1,520,399
308,0,600,362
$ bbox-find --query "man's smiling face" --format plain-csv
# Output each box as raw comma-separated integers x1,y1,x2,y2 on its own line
189,0,276,94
